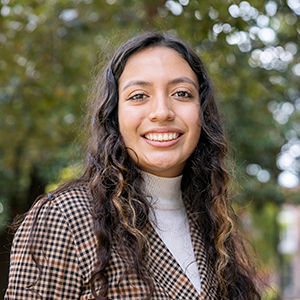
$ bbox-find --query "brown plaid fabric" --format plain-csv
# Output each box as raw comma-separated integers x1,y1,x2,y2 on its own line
5,186,218,299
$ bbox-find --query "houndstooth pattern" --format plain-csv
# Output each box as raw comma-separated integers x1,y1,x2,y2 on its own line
5,186,218,299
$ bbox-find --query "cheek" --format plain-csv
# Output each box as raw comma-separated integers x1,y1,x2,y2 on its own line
118,107,142,144
185,106,201,134
190,124,201,150
118,108,129,145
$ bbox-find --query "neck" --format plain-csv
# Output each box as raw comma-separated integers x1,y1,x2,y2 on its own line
141,171,183,210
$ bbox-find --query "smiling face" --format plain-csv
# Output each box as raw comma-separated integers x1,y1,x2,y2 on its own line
118,46,201,177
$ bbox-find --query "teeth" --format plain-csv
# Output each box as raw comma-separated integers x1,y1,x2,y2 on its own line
145,133,179,142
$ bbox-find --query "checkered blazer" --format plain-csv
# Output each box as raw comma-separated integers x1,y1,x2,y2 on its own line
5,185,218,299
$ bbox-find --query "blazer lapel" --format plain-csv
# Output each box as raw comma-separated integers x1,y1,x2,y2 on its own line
145,204,219,300
145,221,200,299
186,203,219,299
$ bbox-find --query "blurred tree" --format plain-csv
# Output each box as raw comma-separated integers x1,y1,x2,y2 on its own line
1,0,300,297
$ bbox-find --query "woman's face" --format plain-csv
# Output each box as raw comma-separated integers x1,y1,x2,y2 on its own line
118,46,201,177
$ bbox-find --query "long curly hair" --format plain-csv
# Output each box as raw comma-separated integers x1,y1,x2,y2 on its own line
14,32,261,300
84,31,261,299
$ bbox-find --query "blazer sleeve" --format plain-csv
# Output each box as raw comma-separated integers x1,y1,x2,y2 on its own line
5,199,83,300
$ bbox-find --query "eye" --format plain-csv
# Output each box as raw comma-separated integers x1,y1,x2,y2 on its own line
174,90,193,98
127,93,147,101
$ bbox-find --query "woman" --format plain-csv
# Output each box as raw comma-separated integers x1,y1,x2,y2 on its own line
5,32,261,299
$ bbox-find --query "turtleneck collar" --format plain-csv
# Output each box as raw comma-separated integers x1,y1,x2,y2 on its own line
141,171,183,210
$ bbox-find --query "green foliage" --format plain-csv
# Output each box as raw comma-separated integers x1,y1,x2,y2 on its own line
248,202,279,268
45,162,83,193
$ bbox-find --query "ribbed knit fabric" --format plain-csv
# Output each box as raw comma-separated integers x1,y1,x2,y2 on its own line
142,171,201,294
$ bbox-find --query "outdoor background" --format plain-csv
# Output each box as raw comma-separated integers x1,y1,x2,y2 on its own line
1,0,300,298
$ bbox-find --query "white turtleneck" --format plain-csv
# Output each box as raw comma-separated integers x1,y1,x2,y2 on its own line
142,171,201,294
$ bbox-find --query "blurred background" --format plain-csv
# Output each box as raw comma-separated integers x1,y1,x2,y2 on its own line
0,0,300,298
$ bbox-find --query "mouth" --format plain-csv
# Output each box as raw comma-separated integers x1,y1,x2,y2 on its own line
144,132,181,142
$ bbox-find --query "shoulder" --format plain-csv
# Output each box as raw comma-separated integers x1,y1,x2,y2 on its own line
21,184,94,234
49,185,96,256
13,184,97,281
35,185,95,247
7,185,96,297
17,184,94,242
49,184,93,222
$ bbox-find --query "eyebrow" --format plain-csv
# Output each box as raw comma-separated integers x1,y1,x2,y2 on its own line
169,77,199,90
122,80,151,92
121,76,199,92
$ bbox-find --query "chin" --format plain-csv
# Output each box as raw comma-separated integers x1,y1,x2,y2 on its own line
142,164,183,178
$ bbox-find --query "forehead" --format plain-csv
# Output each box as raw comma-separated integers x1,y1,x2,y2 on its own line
119,46,198,86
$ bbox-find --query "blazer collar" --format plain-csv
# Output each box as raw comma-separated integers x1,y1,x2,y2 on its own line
145,203,218,299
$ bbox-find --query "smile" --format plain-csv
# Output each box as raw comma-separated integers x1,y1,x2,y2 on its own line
144,133,180,142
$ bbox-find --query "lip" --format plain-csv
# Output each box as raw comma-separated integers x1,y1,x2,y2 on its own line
142,127,183,135
142,127,183,148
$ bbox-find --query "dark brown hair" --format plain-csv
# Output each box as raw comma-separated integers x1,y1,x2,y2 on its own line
14,32,261,300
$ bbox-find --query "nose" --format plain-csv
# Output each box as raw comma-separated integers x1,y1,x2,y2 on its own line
148,94,175,122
